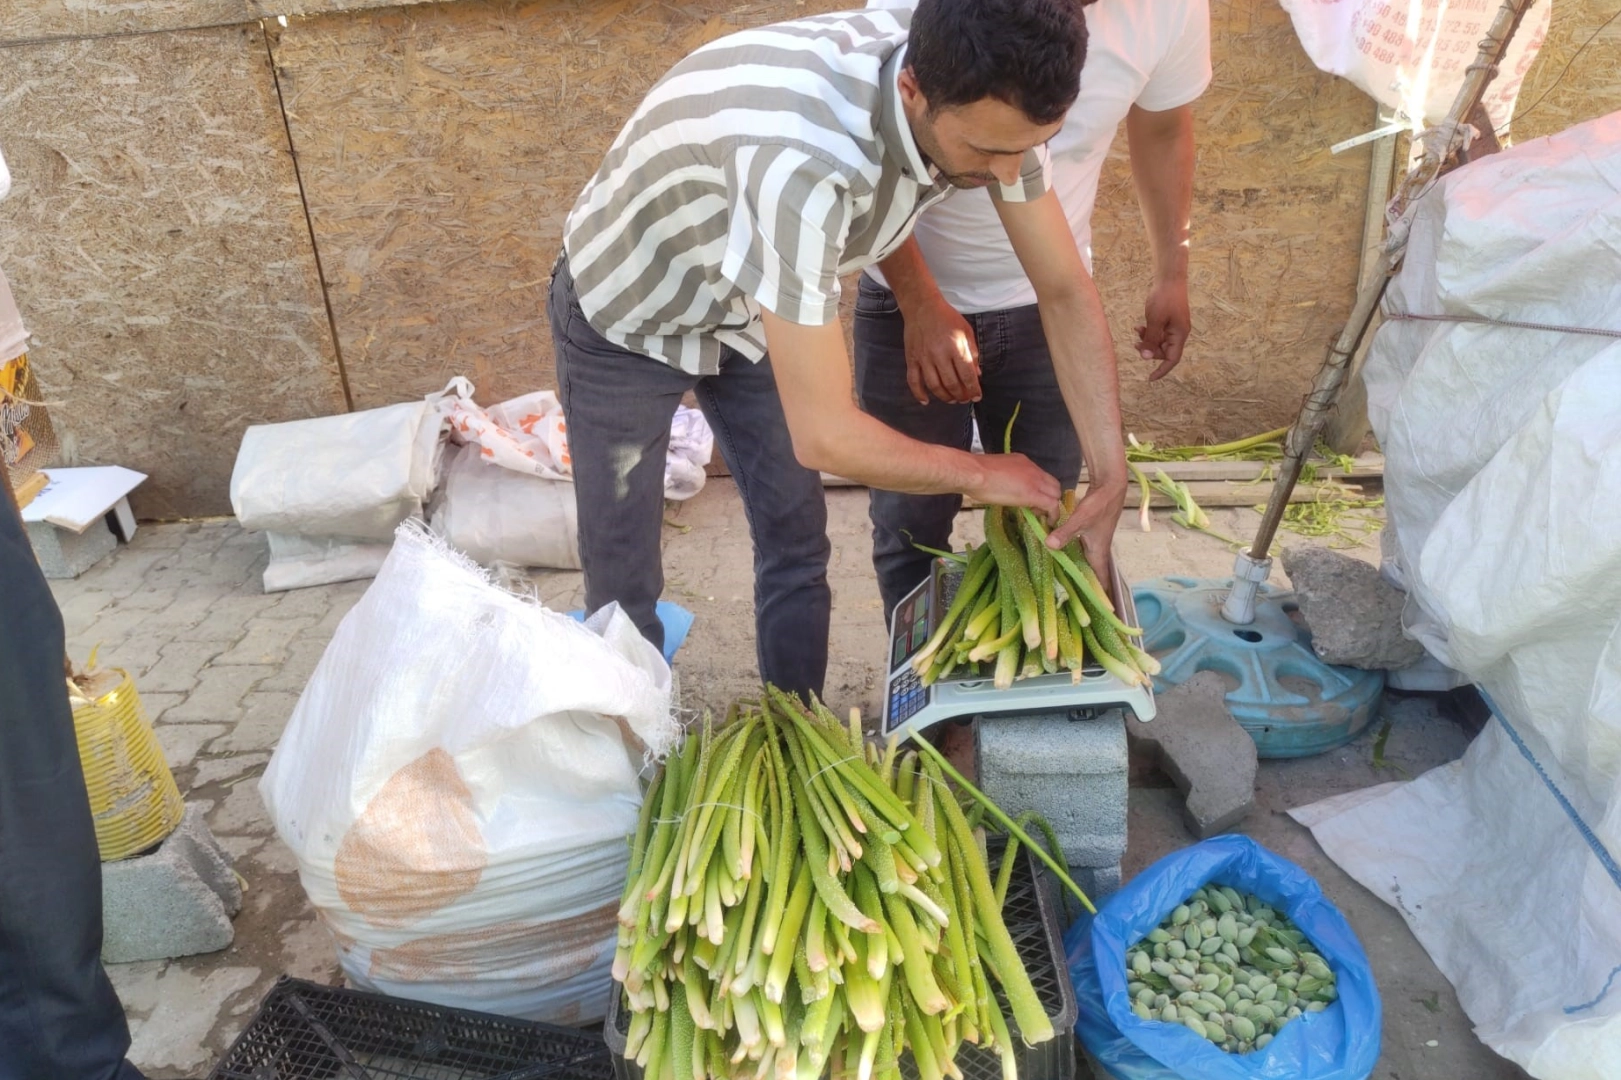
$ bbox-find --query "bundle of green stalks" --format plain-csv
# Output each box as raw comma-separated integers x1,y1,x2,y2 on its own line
911,500,1160,691
612,689,1061,1080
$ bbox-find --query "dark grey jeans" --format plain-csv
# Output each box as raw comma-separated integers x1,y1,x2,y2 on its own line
1,492,144,1079
853,275,1082,621
548,256,831,700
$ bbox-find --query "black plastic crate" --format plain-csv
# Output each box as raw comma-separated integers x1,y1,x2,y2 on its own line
605,840,1077,1080
210,977,616,1080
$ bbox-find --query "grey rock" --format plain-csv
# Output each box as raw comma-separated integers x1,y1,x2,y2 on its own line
102,804,241,963
1282,545,1426,670
1128,672,1257,838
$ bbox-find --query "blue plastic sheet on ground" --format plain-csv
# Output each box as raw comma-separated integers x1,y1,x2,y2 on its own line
1066,835,1380,1080
568,601,693,665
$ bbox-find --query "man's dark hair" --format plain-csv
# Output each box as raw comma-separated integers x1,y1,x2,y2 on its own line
907,0,1087,126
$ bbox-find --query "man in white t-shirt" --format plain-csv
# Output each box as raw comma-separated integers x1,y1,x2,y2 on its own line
857,0,1212,618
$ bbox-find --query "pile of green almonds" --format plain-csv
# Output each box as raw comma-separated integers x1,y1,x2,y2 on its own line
1124,885,1338,1055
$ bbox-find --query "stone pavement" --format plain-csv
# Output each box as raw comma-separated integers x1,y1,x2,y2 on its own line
44,485,1524,1079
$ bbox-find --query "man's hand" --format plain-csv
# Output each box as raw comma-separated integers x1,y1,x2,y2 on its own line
1136,277,1191,380
905,297,982,404
1047,477,1128,597
970,454,1062,519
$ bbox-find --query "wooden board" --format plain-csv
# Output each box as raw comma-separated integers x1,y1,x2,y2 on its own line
962,478,1377,511
0,23,347,518
11,468,49,509
269,0,850,411
1511,0,1621,143
0,0,442,47
1091,0,1375,449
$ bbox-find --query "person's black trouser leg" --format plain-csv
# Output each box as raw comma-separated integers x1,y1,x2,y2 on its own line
853,276,1083,623
0,491,144,1079
550,256,831,700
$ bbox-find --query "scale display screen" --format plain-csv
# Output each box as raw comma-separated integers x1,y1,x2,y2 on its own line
891,590,931,668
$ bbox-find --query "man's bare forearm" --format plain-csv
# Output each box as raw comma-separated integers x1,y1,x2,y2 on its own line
1040,282,1127,492
1126,104,1195,285
875,236,945,316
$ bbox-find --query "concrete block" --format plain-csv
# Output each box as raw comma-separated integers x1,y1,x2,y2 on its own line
1282,545,1425,670
1127,672,1256,838
26,517,118,579
1069,863,1122,906
101,804,241,964
978,711,1127,867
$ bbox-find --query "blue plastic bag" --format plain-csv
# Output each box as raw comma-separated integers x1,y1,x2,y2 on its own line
1066,836,1381,1080
568,601,694,665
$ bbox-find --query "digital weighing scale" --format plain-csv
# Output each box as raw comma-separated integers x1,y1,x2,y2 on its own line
881,554,1157,739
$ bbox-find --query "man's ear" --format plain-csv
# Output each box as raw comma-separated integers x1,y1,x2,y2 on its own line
898,65,924,110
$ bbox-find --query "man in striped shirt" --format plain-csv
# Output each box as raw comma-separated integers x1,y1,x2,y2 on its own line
550,0,1130,700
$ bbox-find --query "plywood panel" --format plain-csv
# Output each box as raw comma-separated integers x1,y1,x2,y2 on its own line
1512,0,1621,143
0,23,346,518
271,0,848,410
0,0,438,47
1090,0,1374,448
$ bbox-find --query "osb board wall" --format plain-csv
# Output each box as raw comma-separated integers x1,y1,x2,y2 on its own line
1091,0,1373,446
0,0,437,47
1513,0,1621,143
270,0,849,410
0,23,347,518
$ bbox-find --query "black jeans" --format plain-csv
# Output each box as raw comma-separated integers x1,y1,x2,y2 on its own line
0,498,144,1079
548,256,831,700
853,275,1082,621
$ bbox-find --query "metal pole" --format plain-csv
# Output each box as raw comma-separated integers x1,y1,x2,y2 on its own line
1221,0,1540,625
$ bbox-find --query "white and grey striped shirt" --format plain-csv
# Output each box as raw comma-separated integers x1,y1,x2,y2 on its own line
562,8,1052,375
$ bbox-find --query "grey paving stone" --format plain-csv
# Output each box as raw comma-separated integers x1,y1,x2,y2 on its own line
73,602,159,647
209,690,299,754
255,637,328,694
138,640,227,695
208,781,273,837
164,666,272,725
54,588,119,630
1128,671,1258,839
214,619,315,667
189,753,270,790
255,585,331,621
155,723,230,772
101,805,241,964
133,691,188,724
172,598,269,645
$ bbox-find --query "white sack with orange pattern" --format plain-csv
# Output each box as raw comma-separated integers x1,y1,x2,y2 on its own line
260,522,678,1024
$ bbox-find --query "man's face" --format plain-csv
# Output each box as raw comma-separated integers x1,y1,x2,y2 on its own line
900,68,1065,190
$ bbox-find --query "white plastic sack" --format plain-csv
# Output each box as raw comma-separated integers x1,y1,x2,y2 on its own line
1297,111,1621,1079
430,444,581,570
446,389,573,481
448,389,714,501
230,379,467,543
262,532,391,593
260,523,677,1024
666,405,713,501
0,265,27,366
1276,0,1550,128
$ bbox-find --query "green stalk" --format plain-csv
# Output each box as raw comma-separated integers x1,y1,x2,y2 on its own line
788,768,879,934
911,544,996,673
920,765,1053,1044
910,737,1092,912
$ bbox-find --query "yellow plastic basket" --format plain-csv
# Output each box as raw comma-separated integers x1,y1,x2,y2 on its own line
69,666,184,861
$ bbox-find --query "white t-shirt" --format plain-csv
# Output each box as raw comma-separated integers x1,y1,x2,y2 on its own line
866,0,1212,313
